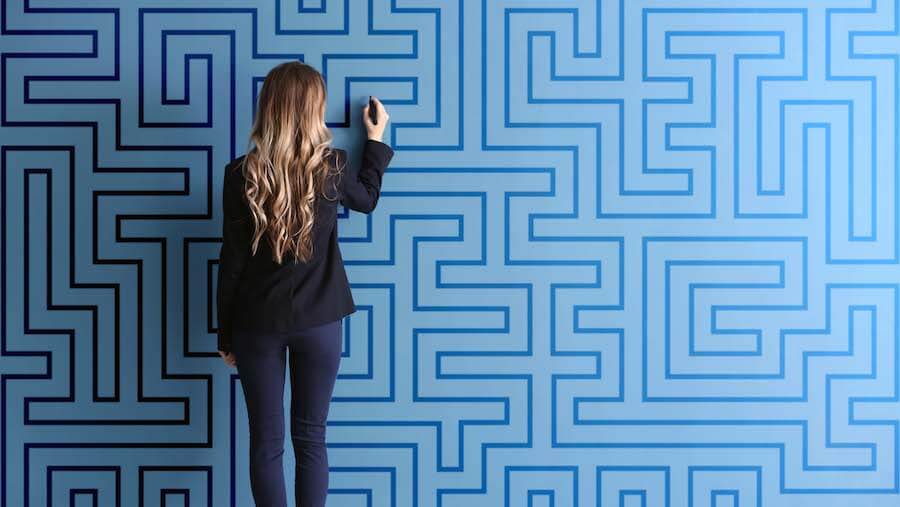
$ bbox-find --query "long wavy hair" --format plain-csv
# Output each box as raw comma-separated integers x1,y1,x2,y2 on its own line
237,61,344,264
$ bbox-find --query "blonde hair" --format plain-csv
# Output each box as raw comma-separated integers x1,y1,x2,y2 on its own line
238,61,344,264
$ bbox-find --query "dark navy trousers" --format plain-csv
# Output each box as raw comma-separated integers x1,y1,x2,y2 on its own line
233,318,342,507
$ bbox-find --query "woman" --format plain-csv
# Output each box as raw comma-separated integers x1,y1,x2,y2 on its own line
215,61,393,506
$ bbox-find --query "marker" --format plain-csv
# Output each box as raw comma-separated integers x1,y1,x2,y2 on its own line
369,95,378,125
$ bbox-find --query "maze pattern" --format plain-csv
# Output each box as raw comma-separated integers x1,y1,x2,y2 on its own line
2,0,899,506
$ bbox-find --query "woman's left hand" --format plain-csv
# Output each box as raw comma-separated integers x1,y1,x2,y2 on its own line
218,350,237,367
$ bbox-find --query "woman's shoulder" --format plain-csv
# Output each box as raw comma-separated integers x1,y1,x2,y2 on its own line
223,155,248,185
328,146,346,162
327,147,348,177
226,154,247,171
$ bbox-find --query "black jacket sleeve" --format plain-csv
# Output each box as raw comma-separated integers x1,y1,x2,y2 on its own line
339,139,394,213
216,161,253,354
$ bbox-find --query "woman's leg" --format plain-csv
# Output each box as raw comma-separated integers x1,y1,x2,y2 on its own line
233,329,289,507
287,319,343,507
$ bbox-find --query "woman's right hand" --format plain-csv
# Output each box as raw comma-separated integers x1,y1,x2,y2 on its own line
364,96,389,142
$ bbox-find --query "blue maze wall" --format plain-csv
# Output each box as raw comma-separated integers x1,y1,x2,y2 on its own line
2,1,899,506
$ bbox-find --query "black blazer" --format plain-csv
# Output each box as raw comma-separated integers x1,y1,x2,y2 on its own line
216,139,395,353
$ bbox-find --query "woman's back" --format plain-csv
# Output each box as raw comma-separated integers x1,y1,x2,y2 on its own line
217,140,395,350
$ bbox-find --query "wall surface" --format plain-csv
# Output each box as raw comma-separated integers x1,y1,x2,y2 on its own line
2,1,899,506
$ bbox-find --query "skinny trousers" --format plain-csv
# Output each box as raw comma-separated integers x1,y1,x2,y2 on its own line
233,318,342,507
